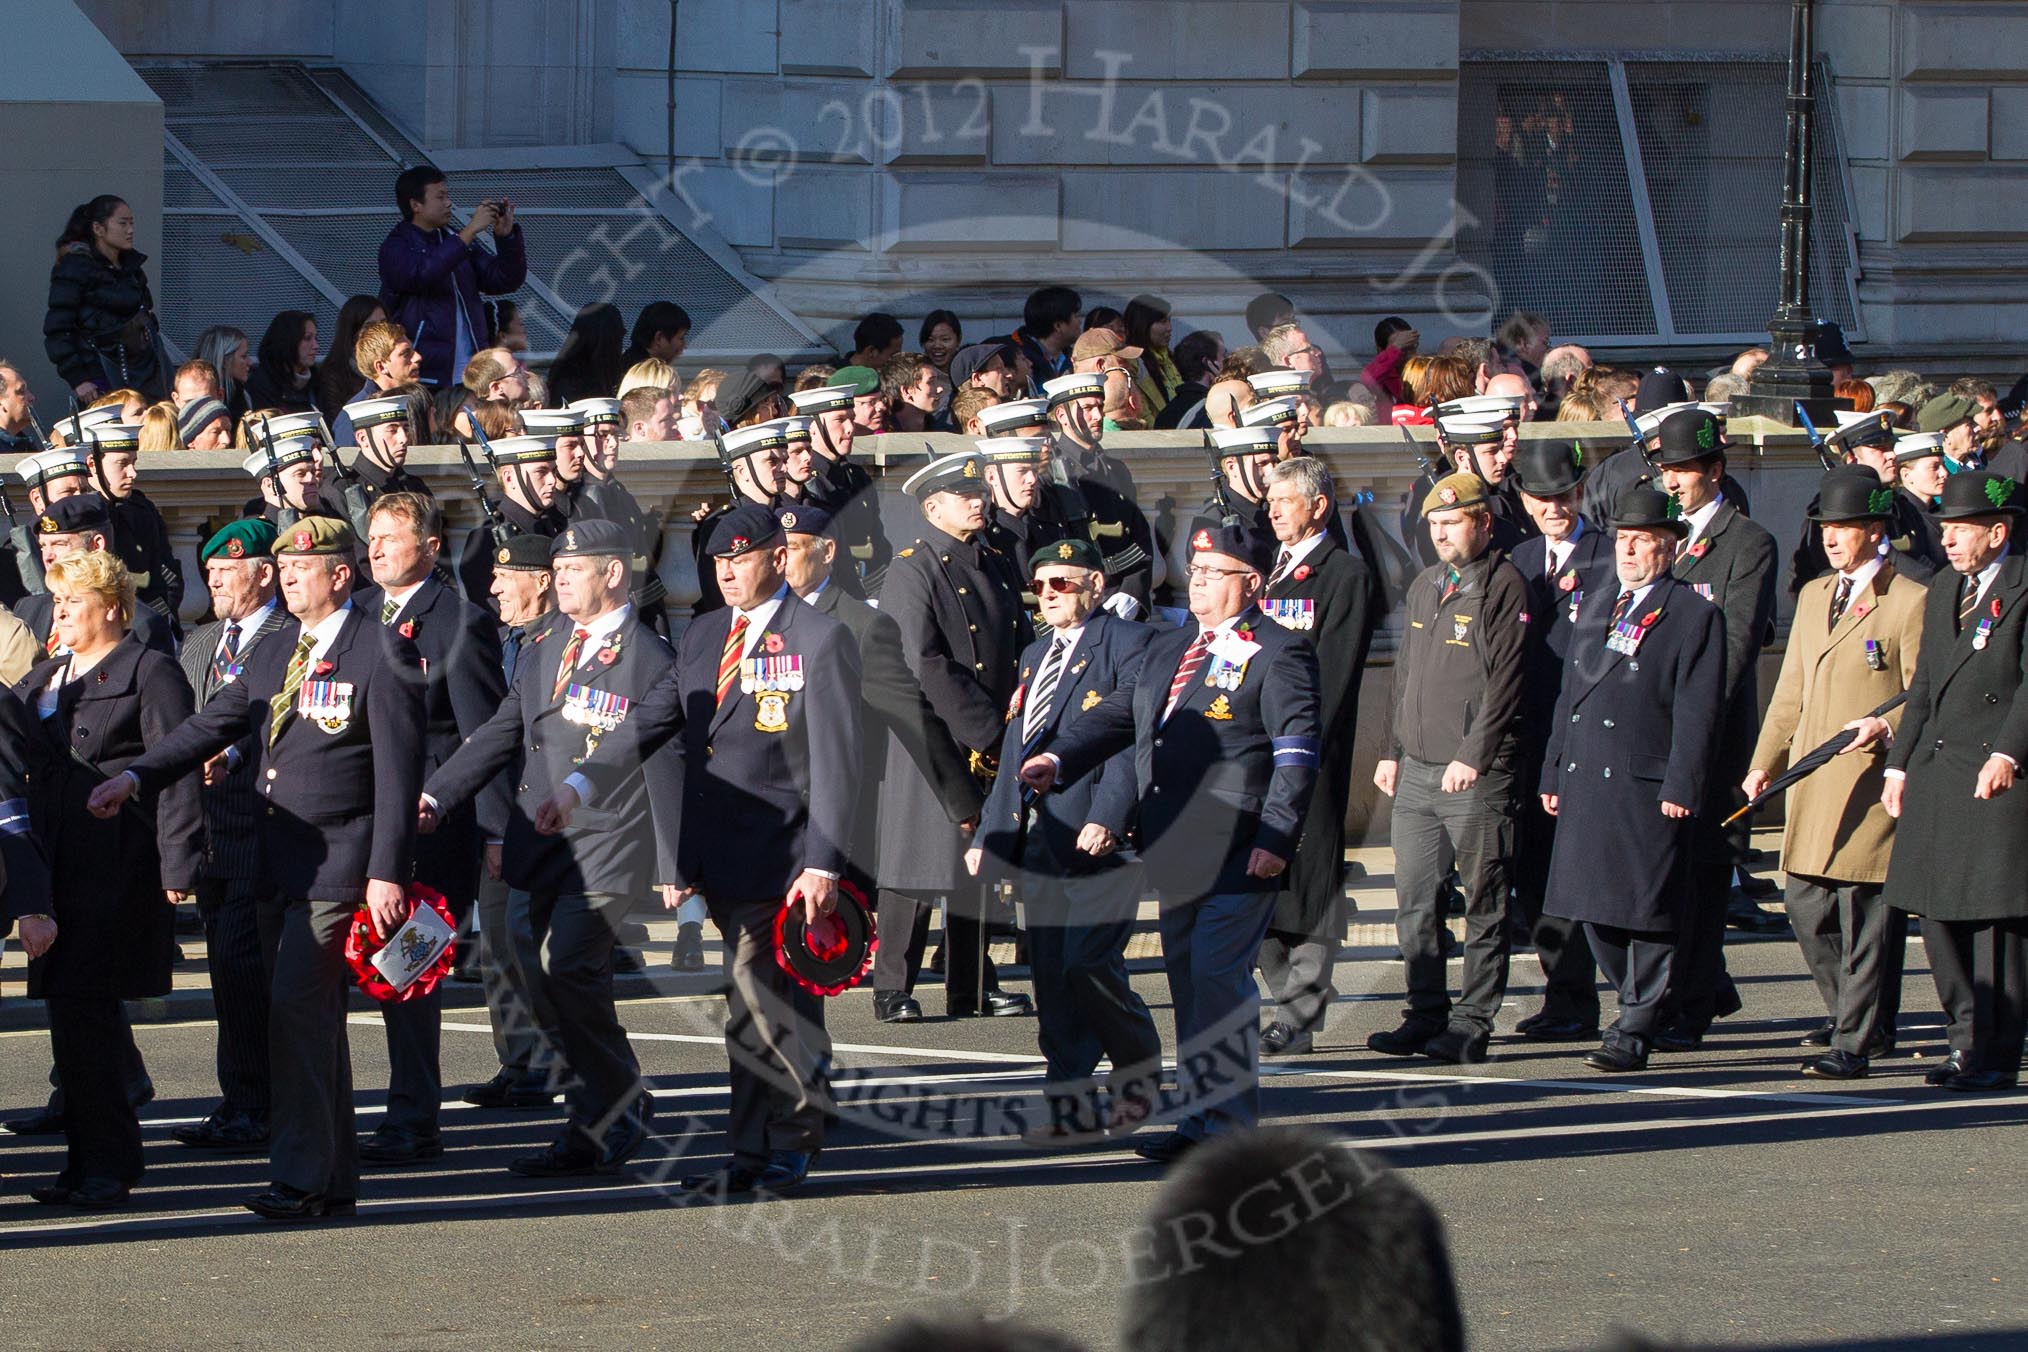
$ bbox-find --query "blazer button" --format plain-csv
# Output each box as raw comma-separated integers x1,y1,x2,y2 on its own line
518,784,527,792
1935,740,1944,751
1602,719,1614,729
1567,762,1576,772
266,768,277,780
975,662,984,670
969,624,978,632
1154,737,1163,748
1602,767,1612,779
958,587,968,595
1988,693,2000,704
1569,713,1579,722
1151,785,1161,795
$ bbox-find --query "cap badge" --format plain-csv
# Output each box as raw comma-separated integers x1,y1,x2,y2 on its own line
565,530,577,549
1056,542,1074,560
292,529,311,550
731,535,750,551
962,459,979,479
36,515,56,535
781,511,798,530
227,539,245,558
496,547,511,563
1438,487,1458,505
1191,528,1213,552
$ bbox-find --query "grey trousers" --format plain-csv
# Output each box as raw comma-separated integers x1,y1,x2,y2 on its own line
1585,923,1674,1051
712,897,833,1168
196,873,272,1124
509,888,644,1133
1257,935,1338,1036
261,895,359,1200
1785,874,1906,1055
1389,756,1515,1034
476,872,549,1077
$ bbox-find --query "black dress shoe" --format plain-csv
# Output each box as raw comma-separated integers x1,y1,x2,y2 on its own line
873,992,922,1023
1713,983,1745,1019
463,1070,558,1110
1651,1023,1707,1053
1944,1069,2018,1092
1366,1022,1441,1057
174,1113,269,1152
4,1105,64,1137
982,988,1034,1017
1259,1023,1313,1057
1517,1016,1599,1043
28,1181,76,1206
1924,1051,1968,1086
1803,1050,1869,1080
597,1097,652,1171
1133,1132,1200,1165
172,1113,231,1147
244,1183,348,1221
1799,1021,1835,1048
671,922,706,973
1422,1027,1490,1065
508,1140,602,1178
65,1177,133,1210
358,1128,445,1166
1583,1043,1648,1073
613,945,644,974
757,1150,814,1191
681,1164,763,1199
1858,1035,1897,1060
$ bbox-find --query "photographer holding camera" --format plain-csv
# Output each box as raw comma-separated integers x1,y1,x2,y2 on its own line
377,166,527,391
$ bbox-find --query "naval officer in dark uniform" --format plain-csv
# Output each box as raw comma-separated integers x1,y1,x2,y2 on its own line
1021,520,1320,1165
1539,485,1726,1072
789,380,890,596
1044,371,1158,611
972,538,1162,1142
543,503,862,1195
871,451,1034,1020
320,393,432,539
570,396,668,631
455,434,566,609
91,515,428,1220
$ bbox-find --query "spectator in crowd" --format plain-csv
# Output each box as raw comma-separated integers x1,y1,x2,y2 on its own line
1555,387,1610,422
1262,321,1330,389
1324,400,1373,428
1245,291,1296,343
486,298,529,353
1363,317,1419,403
846,311,905,369
312,295,386,420
1120,1127,1466,1352
1393,354,1471,424
1702,373,1749,405
1949,377,2006,461
1732,347,1771,380
461,347,528,407
792,365,835,393
547,301,627,406
1125,294,1183,416
193,326,253,421
1084,305,1128,340
950,341,1021,401
44,195,167,403
377,164,527,389
881,352,942,434
89,388,148,424
680,368,725,440
622,300,689,367
1870,370,1931,410
1496,309,1552,386
0,360,40,457
171,360,220,411
617,359,679,400
177,397,233,451
136,403,181,453
330,321,422,445
1072,330,1146,430
1539,343,1593,408
917,310,962,375
1154,329,1227,429
1011,286,1083,390
242,311,320,414
620,384,678,445
1836,378,1876,413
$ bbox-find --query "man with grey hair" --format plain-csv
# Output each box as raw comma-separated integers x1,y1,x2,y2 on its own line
1702,372,1749,405
1539,344,1592,409
1260,322,1329,388
1255,456,1375,1056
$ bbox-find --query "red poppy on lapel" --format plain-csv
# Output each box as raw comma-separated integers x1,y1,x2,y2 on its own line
1292,564,1312,582
1557,571,1577,593
1640,610,1661,627
764,632,784,654
1994,597,2004,619
313,660,335,678
1688,541,1710,559
398,620,416,640
596,647,618,666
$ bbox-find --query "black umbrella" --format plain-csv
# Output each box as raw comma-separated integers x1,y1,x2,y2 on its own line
1723,691,1908,826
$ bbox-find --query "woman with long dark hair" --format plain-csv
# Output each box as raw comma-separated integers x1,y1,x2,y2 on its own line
313,295,387,419
1123,294,1182,416
243,311,321,414
44,196,168,403
548,301,628,404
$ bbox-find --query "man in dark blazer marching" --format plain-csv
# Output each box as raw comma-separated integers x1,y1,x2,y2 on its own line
1652,408,1779,1047
1510,439,1618,1041
1540,485,1726,1072
93,515,428,1220
171,518,292,1152
972,538,1162,1142
1021,521,1320,1165
545,503,863,1194
422,518,680,1177
1882,470,2028,1090
1254,456,1375,1055
358,493,507,1164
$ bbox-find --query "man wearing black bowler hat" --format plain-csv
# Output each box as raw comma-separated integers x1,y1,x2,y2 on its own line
1510,438,1616,1041
542,503,863,1193
1651,407,1781,1047
1019,520,1320,1164
1881,470,2028,1091
1540,483,1726,1072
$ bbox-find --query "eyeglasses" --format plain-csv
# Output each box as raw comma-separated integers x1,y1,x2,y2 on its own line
1186,564,1254,581
1035,575,1088,594
1288,344,1324,362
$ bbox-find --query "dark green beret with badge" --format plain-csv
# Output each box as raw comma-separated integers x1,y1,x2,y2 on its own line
1032,537,1105,574
202,517,279,562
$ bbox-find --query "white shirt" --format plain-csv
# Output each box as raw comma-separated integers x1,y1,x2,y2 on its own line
1682,494,1724,550
1613,581,1657,618
215,600,276,663
800,577,830,606
1545,518,1585,577
726,586,788,657
380,580,428,623
1276,532,1328,576
299,602,354,667
1830,554,1884,620
554,603,632,678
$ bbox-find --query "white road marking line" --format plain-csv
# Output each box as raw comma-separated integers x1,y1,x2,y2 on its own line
1259,1063,1890,1107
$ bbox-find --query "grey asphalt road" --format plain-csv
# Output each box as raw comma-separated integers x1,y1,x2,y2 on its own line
0,933,2022,1352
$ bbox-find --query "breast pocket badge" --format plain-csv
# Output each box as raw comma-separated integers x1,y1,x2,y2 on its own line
1081,689,1102,712
755,690,792,733
1204,694,1234,720
298,680,355,734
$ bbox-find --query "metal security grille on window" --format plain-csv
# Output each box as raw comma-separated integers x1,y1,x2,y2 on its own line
137,59,823,364
1458,57,1861,346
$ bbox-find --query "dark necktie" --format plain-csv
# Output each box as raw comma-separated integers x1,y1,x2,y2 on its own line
1266,549,1293,590
1439,567,1461,605
213,621,242,689
1830,575,1853,632
1023,633,1070,746
1959,575,1981,634
1611,591,1634,626
1162,630,1215,723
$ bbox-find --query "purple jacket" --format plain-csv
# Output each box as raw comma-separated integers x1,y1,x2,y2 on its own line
376,220,528,389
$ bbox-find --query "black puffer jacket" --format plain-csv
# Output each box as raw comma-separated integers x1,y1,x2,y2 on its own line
43,243,164,397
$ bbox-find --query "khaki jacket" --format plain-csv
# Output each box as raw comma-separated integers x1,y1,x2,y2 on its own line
1750,564,1926,882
